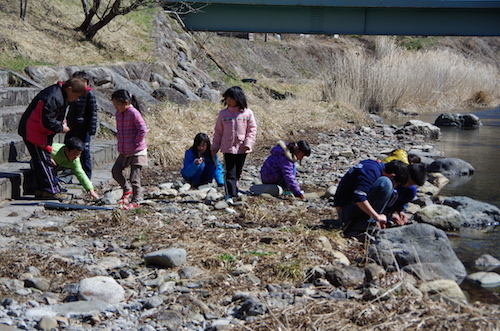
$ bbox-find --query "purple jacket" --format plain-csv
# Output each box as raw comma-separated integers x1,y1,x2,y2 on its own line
212,106,257,154
260,141,302,196
116,106,147,156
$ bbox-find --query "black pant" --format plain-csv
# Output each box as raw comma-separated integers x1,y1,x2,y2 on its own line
23,138,59,194
223,153,247,198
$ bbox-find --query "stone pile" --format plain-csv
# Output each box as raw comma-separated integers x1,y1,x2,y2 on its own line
0,122,498,330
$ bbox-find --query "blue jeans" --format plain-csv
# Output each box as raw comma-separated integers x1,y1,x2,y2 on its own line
340,176,394,236
188,160,217,187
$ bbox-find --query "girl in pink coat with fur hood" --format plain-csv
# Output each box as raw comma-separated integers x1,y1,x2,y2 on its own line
212,86,257,205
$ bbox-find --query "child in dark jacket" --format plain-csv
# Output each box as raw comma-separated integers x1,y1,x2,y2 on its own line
260,140,311,200
182,133,224,188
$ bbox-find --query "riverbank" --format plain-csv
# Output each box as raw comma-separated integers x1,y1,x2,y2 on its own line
0,122,498,330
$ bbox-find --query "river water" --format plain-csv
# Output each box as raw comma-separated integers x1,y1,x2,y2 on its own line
387,107,500,303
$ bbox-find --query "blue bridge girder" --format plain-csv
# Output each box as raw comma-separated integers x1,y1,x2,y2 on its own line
164,0,500,36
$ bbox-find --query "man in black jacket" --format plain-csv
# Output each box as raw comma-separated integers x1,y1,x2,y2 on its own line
18,78,87,200
65,71,98,179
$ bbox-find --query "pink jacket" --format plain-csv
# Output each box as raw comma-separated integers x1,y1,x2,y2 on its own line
212,106,257,154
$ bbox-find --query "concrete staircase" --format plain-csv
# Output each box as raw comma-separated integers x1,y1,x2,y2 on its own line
0,69,117,201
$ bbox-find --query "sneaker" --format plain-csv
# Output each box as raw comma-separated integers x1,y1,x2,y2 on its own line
118,190,133,205
225,197,235,206
35,190,71,202
121,202,139,210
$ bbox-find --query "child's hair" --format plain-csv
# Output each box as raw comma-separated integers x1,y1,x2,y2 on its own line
408,163,427,186
288,140,311,157
71,71,91,85
222,86,247,109
384,160,409,185
111,89,142,112
191,132,212,158
408,153,421,164
63,78,87,94
65,136,84,152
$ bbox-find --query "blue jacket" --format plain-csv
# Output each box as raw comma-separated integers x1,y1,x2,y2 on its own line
334,159,385,207
386,184,417,215
181,149,224,187
260,141,302,196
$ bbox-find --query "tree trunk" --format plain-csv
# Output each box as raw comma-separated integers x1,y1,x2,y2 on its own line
84,11,120,40
76,8,96,32
19,0,28,20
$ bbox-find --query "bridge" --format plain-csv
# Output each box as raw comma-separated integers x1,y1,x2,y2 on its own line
164,0,500,36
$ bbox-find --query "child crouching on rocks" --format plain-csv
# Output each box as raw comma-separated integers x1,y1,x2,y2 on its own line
181,132,224,188
260,140,311,200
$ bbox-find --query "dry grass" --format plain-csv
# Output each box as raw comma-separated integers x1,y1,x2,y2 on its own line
0,0,154,69
1,194,497,330
146,82,369,167
321,36,499,115
234,298,500,330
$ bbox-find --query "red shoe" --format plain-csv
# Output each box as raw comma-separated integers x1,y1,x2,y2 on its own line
118,190,133,205
121,202,139,210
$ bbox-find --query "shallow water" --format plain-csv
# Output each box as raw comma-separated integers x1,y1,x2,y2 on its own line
386,107,500,303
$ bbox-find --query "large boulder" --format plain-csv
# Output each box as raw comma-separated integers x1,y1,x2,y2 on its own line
427,158,475,176
440,196,500,227
395,120,441,139
367,223,466,283
434,112,482,128
413,204,462,231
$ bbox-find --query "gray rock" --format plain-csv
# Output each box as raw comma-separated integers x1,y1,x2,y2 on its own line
466,272,500,288
427,158,475,176
419,279,468,306
151,87,189,105
441,196,500,227
36,316,58,331
24,278,50,292
144,248,187,268
325,265,365,287
368,223,466,282
475,254,500,270
78,276,125,304
395,120,441,139
179,266,205,279
413,204,462,231
143,296,164,309
434,112,482,128
156,309,183,331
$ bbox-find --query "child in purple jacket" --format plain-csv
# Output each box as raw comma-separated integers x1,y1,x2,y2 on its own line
260,140,311,200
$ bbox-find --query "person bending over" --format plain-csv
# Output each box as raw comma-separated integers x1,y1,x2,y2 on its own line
52,137,99,200
333,159,409,237
260,140,311,200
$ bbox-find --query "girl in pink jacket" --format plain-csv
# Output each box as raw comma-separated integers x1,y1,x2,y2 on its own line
111,89,148,210
212,86,257,205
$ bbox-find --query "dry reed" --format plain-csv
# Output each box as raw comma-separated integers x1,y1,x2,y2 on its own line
322,36,499,115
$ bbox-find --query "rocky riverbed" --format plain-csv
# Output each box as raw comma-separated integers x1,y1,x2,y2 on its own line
0,122,498,331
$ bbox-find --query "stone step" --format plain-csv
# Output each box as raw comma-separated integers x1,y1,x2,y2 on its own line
0,105,26,133
0,139,117,200
0,70,8,87
0,132,65,166
0,86,41,108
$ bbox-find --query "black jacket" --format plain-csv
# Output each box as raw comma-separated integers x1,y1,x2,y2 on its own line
66,88,98,139
18,82,67,143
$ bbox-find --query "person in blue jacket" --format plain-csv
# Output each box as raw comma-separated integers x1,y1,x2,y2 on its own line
182,133,224,188
333,159,409,237
384,160,427,227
